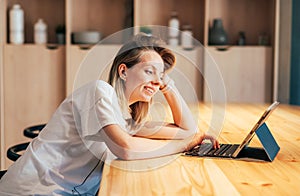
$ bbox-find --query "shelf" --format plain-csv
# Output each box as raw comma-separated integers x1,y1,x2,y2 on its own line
206,45,272,49
135,0,205,44
206,0,276,46
6,0,65,44
69,0,133,43
5,43,65,50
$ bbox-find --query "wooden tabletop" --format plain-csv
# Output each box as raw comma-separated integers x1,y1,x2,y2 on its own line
98,103,300,195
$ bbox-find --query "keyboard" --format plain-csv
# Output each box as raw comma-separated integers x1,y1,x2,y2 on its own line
185,143,240,158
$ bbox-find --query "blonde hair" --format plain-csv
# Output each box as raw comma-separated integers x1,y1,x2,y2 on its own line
108,33,175,125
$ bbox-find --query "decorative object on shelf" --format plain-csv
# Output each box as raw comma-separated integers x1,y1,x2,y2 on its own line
9,4,24,44
55,25,65,44
140,26,152,35
181,24,194,50
168,37,178,46
258,32,269,46
34,18,47,44
72,31,101,44
237,31,246,45
209,18,228,45
168,11,180,46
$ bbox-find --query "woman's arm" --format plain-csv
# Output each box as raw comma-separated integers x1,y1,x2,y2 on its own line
100,124,218,160
161,78,197,131
134,121,195,139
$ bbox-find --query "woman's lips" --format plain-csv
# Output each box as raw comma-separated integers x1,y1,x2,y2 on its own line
144,86,155,94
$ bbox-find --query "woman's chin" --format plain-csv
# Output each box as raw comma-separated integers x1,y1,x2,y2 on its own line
139,95,153,102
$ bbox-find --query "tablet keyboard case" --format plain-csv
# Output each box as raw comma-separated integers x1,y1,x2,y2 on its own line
236,123,280,162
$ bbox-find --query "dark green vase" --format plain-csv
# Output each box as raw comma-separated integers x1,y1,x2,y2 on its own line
209,19,228,45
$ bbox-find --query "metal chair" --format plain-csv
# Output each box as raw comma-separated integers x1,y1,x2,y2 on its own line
0,170,7,179
6,142,30,162
6,124,45,162
23,124,46,139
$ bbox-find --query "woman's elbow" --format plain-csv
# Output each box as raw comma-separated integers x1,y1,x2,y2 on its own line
179,128,197,139
111,148,139,161
107,140,138,160
189,128,198,135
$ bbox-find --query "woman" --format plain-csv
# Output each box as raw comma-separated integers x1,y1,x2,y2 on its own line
0,34,218,195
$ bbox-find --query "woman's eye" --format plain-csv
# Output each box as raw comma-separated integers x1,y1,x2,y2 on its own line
145,70,153,74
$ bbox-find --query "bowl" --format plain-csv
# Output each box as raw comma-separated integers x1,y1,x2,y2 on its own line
72,31,101,44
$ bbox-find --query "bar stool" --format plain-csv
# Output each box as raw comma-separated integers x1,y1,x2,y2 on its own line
6,124,45,162
0,170,7,179
23,124,46,139
6,142,30,162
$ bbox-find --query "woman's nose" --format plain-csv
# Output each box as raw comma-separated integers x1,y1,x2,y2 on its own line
151,75,163,86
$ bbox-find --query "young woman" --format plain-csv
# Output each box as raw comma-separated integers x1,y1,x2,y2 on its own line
0,34,218,195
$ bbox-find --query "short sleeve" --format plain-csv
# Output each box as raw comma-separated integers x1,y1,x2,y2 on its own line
78,81,127,141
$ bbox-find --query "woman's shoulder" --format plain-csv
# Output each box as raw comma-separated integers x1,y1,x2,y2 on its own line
70,80,115,99
88,80,116,99
76,80,113,92
94,80,114,91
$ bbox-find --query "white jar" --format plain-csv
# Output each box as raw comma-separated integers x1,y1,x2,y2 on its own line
168,37,179,47
168,11,180,38
9,4,24,44
181,25,194,50
34,19,47,44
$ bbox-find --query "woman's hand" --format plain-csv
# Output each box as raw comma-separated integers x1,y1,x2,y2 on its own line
159,74,173,93
185,133,220,152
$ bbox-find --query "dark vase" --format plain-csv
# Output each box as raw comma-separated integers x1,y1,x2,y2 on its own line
56,33,65,44
209,19,228,45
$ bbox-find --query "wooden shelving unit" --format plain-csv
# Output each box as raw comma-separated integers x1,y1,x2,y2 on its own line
0,0,279,169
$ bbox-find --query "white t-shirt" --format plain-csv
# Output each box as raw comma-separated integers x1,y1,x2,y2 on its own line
0,80,128,195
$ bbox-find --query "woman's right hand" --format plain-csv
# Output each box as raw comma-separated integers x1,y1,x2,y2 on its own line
159,74,172,92
185,133,220,152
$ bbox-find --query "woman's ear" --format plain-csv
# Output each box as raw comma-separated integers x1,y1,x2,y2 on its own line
118,63,128,80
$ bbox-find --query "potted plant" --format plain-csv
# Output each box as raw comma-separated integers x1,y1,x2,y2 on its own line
55,24,65,44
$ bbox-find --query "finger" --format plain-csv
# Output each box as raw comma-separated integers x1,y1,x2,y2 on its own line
210,138,219,149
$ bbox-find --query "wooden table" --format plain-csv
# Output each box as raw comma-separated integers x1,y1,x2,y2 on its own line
98,103,300,195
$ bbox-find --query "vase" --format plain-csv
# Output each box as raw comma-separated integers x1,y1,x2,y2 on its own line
209,19,228,45
56,33,65,44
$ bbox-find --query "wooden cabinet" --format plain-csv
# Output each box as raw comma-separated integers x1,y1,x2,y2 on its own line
168,47,203,102
0,0,66,168
65,0,204,98
203,0,278,103
3,45,65,166
66,45,120,95
204,47,272,103
0,0,279,168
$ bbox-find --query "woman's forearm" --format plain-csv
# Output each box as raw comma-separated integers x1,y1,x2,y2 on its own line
135,122,196,139
101,124,188,160
101,124,218,160
162,81,198,133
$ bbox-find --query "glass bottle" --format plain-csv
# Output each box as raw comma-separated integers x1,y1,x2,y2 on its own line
9,4,24,44
181,25,194,50
34,18,47,44
168,11,180,46
237,31,246,45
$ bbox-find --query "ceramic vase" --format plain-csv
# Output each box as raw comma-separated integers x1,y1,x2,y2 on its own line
209,19,228,45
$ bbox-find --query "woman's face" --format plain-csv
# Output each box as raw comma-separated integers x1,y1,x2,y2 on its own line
122,50,164,105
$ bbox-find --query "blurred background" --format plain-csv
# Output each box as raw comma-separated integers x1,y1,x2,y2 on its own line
0,0,299,169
